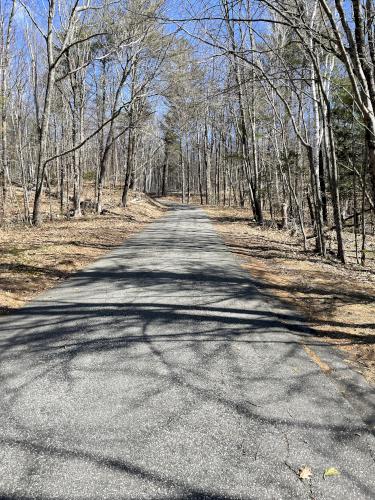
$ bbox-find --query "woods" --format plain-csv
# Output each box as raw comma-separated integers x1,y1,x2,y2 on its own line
1,3,375,495
1,0,375,266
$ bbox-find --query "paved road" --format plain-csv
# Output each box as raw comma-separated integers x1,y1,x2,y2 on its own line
0,205,374,500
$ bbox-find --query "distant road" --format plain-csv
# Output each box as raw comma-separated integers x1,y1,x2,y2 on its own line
0,204,374,499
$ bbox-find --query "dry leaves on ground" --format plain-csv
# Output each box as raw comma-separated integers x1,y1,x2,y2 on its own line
299,466,313,480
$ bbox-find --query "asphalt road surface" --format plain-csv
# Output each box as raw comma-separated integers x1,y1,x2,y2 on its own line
0,205,374,500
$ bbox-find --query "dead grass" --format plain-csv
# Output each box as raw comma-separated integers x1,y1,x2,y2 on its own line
204,205,375,385
0,189,166,314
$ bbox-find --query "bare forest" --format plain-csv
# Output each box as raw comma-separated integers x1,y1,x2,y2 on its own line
0,0,374,265
1,2,375,496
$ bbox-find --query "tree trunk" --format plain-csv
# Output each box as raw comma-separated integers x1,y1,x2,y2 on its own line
32,1,56,225
319,146,328,224
122,131,136,207
204,120,211,204
162,153,168,196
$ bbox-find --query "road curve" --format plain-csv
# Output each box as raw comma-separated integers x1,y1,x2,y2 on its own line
0,205,374,499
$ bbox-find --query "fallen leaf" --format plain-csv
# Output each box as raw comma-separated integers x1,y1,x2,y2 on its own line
298,466,312,480
323,467,340,479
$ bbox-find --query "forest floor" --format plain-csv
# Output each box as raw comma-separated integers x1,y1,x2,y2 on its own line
204,205,375,385
0,188,166,314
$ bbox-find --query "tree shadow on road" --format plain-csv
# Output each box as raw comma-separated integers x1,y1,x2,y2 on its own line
0,208,374,499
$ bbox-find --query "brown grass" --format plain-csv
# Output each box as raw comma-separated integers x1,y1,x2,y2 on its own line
0,189,166,314
204,205,375,385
